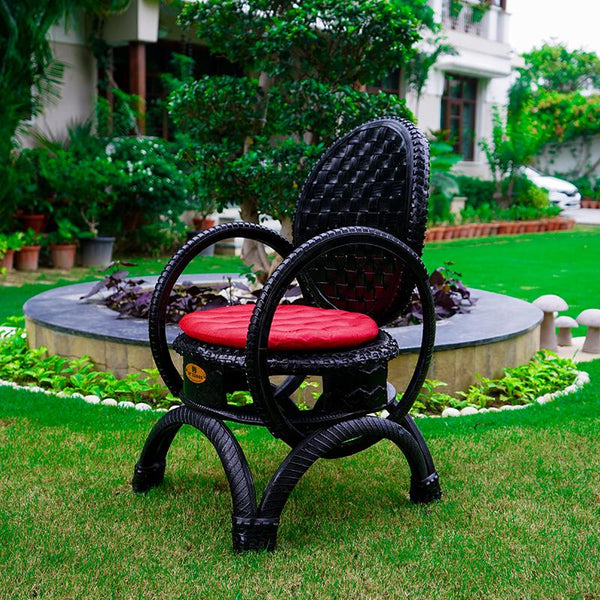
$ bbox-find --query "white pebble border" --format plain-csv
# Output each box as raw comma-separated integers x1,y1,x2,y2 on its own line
0,379,172,413
0,370,590,418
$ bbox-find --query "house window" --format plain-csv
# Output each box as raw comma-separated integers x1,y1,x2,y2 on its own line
440,74,477,161
367,68,402,97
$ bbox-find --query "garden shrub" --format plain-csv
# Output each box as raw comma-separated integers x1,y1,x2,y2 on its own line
169,0,436,274
0,318,175,408
0,320,579,415
411,350,579,414
457,175,496,208
509,174,550,208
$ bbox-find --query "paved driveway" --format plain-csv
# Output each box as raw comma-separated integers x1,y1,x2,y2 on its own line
562,208,600,225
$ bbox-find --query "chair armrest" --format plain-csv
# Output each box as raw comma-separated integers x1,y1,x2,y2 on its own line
149,222,294,397
244,226,436,444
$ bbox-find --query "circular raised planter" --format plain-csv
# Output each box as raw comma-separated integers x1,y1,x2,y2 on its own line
24,275,543,394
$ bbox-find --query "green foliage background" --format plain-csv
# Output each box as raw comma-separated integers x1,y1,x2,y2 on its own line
169,0,437,234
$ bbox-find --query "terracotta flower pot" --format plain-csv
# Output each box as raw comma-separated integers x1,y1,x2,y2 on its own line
442,226,456,240
430,227,443,241
488,222,500,236
497,222,511,235
17,214,47,234
0,249,15,273
452,225,464,239
50,244,77,270
192,217,217,231
479,223,493,237
524,221,538,233
15,245,41,271
589,200,600,209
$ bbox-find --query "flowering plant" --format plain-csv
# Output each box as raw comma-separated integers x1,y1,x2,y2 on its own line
108,137,192,223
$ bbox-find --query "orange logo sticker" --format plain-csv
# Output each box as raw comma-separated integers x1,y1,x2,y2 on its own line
185,363,207,384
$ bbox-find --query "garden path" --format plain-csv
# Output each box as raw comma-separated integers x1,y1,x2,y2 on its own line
562,208,600,225
556,337,600,363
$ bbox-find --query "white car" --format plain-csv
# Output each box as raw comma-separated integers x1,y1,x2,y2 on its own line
523,167,581,210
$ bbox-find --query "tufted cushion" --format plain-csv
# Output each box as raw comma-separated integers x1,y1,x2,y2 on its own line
178,304,379,351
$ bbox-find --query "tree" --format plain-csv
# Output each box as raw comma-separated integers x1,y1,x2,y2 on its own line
518,43,600,94
169,0,436,274
479,108,540,203
481,43,600,201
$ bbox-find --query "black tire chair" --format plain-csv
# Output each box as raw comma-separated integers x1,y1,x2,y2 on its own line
132,117,442,552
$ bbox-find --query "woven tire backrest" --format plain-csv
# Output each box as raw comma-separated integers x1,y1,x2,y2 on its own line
292,117,429,326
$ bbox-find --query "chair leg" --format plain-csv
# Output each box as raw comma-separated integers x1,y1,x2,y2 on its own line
133,411,441,552
397,414,442,504
132,406,259,550
257,416,442,549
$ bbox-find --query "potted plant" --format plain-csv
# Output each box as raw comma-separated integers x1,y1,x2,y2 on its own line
0,232,26,273
14,150,54,233
15,229,42,272
449,0,464,19
578,179,594,208
79,208,117,269
56,152,119,268
470,0,490,23
0,235,9,274
47,218,81,270
192,213,217,231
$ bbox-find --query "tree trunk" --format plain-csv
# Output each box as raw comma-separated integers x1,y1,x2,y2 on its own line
238,70,277,280
240,197,271,279
264,215,293,276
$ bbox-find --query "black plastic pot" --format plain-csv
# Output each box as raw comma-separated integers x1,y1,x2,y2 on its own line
80,237,115,267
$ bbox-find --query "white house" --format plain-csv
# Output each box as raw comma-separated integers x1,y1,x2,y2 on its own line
32,0,516,179
410,0,514,177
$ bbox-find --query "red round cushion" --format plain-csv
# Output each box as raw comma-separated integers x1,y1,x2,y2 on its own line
178,304,379,351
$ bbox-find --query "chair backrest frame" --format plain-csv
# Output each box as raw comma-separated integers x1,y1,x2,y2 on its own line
292,117,430,326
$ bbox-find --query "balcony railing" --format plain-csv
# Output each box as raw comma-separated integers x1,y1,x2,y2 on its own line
442,0,486,36
441,0,508,43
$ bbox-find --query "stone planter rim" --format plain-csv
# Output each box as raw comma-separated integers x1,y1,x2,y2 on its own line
23,274,543,353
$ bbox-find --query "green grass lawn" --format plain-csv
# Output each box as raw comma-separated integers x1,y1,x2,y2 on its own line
1,228,599,597
1,360,599,598
423,226,600,321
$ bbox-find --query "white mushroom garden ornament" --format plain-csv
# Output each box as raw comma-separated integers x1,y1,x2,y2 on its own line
576,309,600,354
555,316,578,346
533,295,568,351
